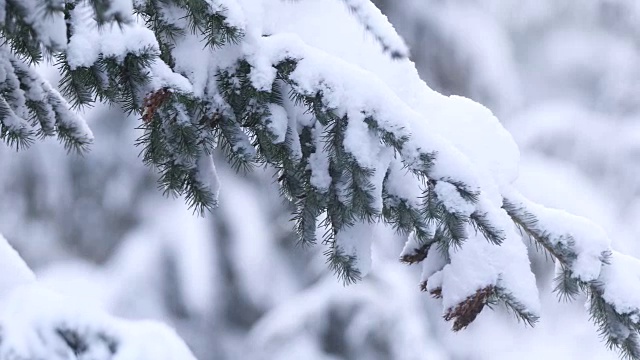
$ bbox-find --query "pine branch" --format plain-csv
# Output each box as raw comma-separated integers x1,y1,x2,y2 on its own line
339,0,409,59
503,196,640,359
324,243,363,286
5,3,640,359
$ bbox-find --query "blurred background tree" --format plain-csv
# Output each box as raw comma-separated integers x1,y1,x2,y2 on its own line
2,0,639,359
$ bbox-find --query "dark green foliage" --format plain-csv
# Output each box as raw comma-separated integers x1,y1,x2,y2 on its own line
325,245,362,285
470,211,504,245
489,286,540,327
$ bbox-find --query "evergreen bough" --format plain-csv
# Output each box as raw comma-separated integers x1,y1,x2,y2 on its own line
3,1,640,358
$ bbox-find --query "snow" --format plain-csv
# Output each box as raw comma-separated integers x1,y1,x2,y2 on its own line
435,224,540,314
427,95,520,188
22,0,67,51
335,222,375,276
420,246,447,285
338,0,409,58
384,160,422,208
505,188,611,282
399,233,419,258
343,111,383,169
0,284,196,360
434,181,475,217
47,87,95,142
196,154,221,207
308,123,331,192
265,104,288,144
6,0,640,358
54,0,627,331
599,252,640,317
66,2,159,69
0,234,196,360
210,0,247,29
0,234,36,295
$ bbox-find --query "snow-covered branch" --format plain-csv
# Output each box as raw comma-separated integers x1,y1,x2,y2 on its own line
0,234,196,360
3,0,640,358
504,191,640,358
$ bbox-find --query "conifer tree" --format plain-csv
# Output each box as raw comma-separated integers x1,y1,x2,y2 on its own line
3,1,640,358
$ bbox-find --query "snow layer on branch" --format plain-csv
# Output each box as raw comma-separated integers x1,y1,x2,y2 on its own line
265,103,288,144
0,234,36,294
400,229,433,259
433,222,540,314
0,285,196,360
339,0,409,58
308,123,331,192
335,222,376,276
262,0,520,190
506,189,610,282
434,181,475,216
237,1,539,310
600,251,640,317
67,3,150,66
14,0,67,50
66,2,191,92
209,0,246,29
420,246,447,285
0,234,196,360
245,31,531,309
196,154,221,205
249,33,485,196
385,160,422,207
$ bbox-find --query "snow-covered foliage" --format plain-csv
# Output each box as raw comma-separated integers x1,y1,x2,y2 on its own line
3,0,640,359
0,233,196,360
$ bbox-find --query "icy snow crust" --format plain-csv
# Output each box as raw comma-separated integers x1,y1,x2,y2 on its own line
5,0,640,349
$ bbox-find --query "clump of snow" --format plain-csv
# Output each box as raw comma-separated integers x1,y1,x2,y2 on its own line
400,230,430,259
429,95,520,188
434,225,540,314
265,104,288,144
335,222,375,277
66,2,159,70
598,252,640,317
210,0,246,30
196,154,220,205
308,123,331,192
506,189,610,282
434,181,475,216
22,0,67,51
420,246,447,285
384,160,423,207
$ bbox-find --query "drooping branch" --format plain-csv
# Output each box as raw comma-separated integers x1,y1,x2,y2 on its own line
504,193,640,359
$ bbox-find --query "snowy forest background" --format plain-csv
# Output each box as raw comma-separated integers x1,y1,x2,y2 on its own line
1,0,637,359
